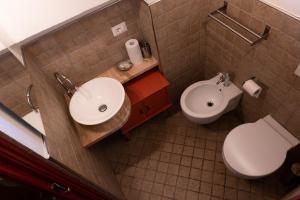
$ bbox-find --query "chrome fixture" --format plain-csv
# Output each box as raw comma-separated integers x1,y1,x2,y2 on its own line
217,72,231,87
208,1,271,46
26,84,39,112
54,72,78,97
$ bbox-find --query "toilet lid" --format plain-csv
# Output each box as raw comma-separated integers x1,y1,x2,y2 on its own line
223,120,292,177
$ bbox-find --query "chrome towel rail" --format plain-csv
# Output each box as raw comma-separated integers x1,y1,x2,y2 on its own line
26,84,39,112
208,2,271,46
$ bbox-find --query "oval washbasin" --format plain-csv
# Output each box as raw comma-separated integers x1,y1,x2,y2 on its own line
69,77,125,125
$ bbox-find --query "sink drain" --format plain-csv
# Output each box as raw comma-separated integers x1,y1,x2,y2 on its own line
207,101,214,107
98,104,107,112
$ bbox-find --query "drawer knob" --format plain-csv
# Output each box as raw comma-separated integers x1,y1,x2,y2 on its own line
141,105,150,114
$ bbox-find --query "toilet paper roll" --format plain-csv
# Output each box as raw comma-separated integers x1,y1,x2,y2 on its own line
125,39,143,65
243,79,262,98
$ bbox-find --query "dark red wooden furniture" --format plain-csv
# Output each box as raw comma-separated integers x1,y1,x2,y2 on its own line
0,134,113,200
121,68,172,136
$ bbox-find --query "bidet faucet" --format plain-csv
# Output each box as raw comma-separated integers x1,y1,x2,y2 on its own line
54,72,78,97
216,72,231,87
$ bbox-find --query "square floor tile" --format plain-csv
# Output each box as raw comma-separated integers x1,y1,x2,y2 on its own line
200,182,212,195
181,156,192,167
155,172,166,184
188,179,200,192
163,185,176,198
183,146,194,156
179,165,190,178
104,110,282,200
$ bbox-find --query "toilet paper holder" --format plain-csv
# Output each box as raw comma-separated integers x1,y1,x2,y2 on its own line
242,76,256,85
242,76,262,98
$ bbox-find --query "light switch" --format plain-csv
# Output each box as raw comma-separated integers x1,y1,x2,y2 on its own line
111,22,127,37
295,62,300,77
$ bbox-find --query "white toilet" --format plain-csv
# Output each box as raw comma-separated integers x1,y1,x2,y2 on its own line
223,115,299,179
180,73,242,124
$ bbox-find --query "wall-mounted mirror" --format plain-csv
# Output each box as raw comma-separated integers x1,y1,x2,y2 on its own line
0,53,33,117
0,52,48,160
0,52,48,158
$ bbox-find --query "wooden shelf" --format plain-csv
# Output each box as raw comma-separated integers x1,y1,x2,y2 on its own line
96,57,159,84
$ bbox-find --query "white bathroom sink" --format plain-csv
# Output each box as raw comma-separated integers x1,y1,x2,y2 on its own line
69,77,125,125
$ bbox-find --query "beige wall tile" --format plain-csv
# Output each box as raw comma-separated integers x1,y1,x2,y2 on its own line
22,0,143,86
206,0,300,140
150,0,208,101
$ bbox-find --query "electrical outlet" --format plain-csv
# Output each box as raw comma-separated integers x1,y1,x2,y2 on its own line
111,22,127,37
295,62,300,77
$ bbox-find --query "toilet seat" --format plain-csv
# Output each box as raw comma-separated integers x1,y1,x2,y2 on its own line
223,118,293,178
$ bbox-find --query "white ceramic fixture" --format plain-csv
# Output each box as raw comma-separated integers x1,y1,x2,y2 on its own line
180,74,242,124
223,115,299,179
22,110,46,135
69,77,125,125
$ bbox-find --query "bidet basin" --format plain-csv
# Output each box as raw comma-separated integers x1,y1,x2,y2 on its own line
69,77,125,125
181,74,242,124
184,84,225,115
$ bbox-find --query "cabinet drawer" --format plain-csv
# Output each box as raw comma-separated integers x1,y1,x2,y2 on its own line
143,88,171,117
122,68,172,135
121,102,146,133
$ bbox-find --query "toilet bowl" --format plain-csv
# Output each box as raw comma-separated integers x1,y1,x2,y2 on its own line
223,115,299,179
180,74,242,124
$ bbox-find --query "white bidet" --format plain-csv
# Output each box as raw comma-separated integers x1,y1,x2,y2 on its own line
180,73,242,124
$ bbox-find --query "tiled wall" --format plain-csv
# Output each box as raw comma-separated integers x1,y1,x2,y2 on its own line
25,52,125,199
0,53,32,116
149,0,209,100
138,2,159,60
0,0,158,116
205,0,300,139
24,0,143,87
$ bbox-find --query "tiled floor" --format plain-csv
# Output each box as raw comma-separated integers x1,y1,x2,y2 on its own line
104,108,285,200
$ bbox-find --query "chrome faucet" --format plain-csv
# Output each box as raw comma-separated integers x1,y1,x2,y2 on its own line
26,84,39,112
216,72,231,87
54,72,78,96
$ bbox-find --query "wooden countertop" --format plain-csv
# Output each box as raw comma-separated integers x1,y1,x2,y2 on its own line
73,57,159,148
97,57,159,84
74,95,131,148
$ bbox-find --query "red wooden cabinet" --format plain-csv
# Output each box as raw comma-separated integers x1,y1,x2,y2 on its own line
121,68,172,136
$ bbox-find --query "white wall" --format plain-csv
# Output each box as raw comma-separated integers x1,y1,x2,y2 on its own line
0,42,5,50
0,41,6,54
0,0,119,44
260,0,300,21
0,0,119,62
